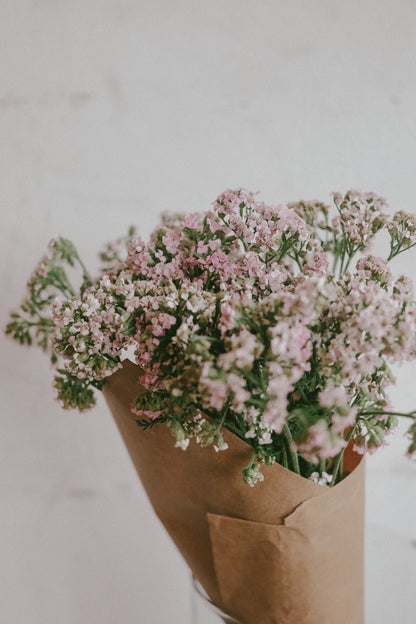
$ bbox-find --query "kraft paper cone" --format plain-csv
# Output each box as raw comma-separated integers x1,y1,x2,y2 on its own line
103,360,365,624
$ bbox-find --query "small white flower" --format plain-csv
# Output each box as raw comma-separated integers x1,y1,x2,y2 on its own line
175,438,190,451
310,471,333,486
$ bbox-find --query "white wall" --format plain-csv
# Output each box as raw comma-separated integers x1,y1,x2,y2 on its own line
1,1,416,622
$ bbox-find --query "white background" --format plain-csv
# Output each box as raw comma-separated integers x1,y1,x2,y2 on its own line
1,1,416,622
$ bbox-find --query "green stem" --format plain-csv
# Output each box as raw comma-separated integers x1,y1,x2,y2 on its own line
338,246,347,274
332,233,339,273
343,253,354,273
75,254,92,281
386,241,416,262
221,420,248,445
386,243,399,262
330,425,356,487
282,423,300,475
359,410,416,420
288,252,303,272
49,276,76,298
281,440,288,470
213,401,230,435
387,240,416,261
246,450,256,471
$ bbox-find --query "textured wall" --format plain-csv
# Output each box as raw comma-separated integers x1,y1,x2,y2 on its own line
1,1,416,622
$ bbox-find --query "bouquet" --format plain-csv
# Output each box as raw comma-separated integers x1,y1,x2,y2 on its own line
6,188,416,623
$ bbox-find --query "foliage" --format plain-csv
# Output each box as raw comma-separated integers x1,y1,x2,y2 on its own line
6,190,416,485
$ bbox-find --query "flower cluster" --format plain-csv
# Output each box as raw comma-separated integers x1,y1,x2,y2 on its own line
6,189,416,485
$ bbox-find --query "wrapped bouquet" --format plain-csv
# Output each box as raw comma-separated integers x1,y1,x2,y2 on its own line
6,188,416,623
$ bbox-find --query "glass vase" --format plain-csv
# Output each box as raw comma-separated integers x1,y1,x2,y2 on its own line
191,576,243,624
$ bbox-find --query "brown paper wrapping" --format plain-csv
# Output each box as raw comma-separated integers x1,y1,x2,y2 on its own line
103,360,365,624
